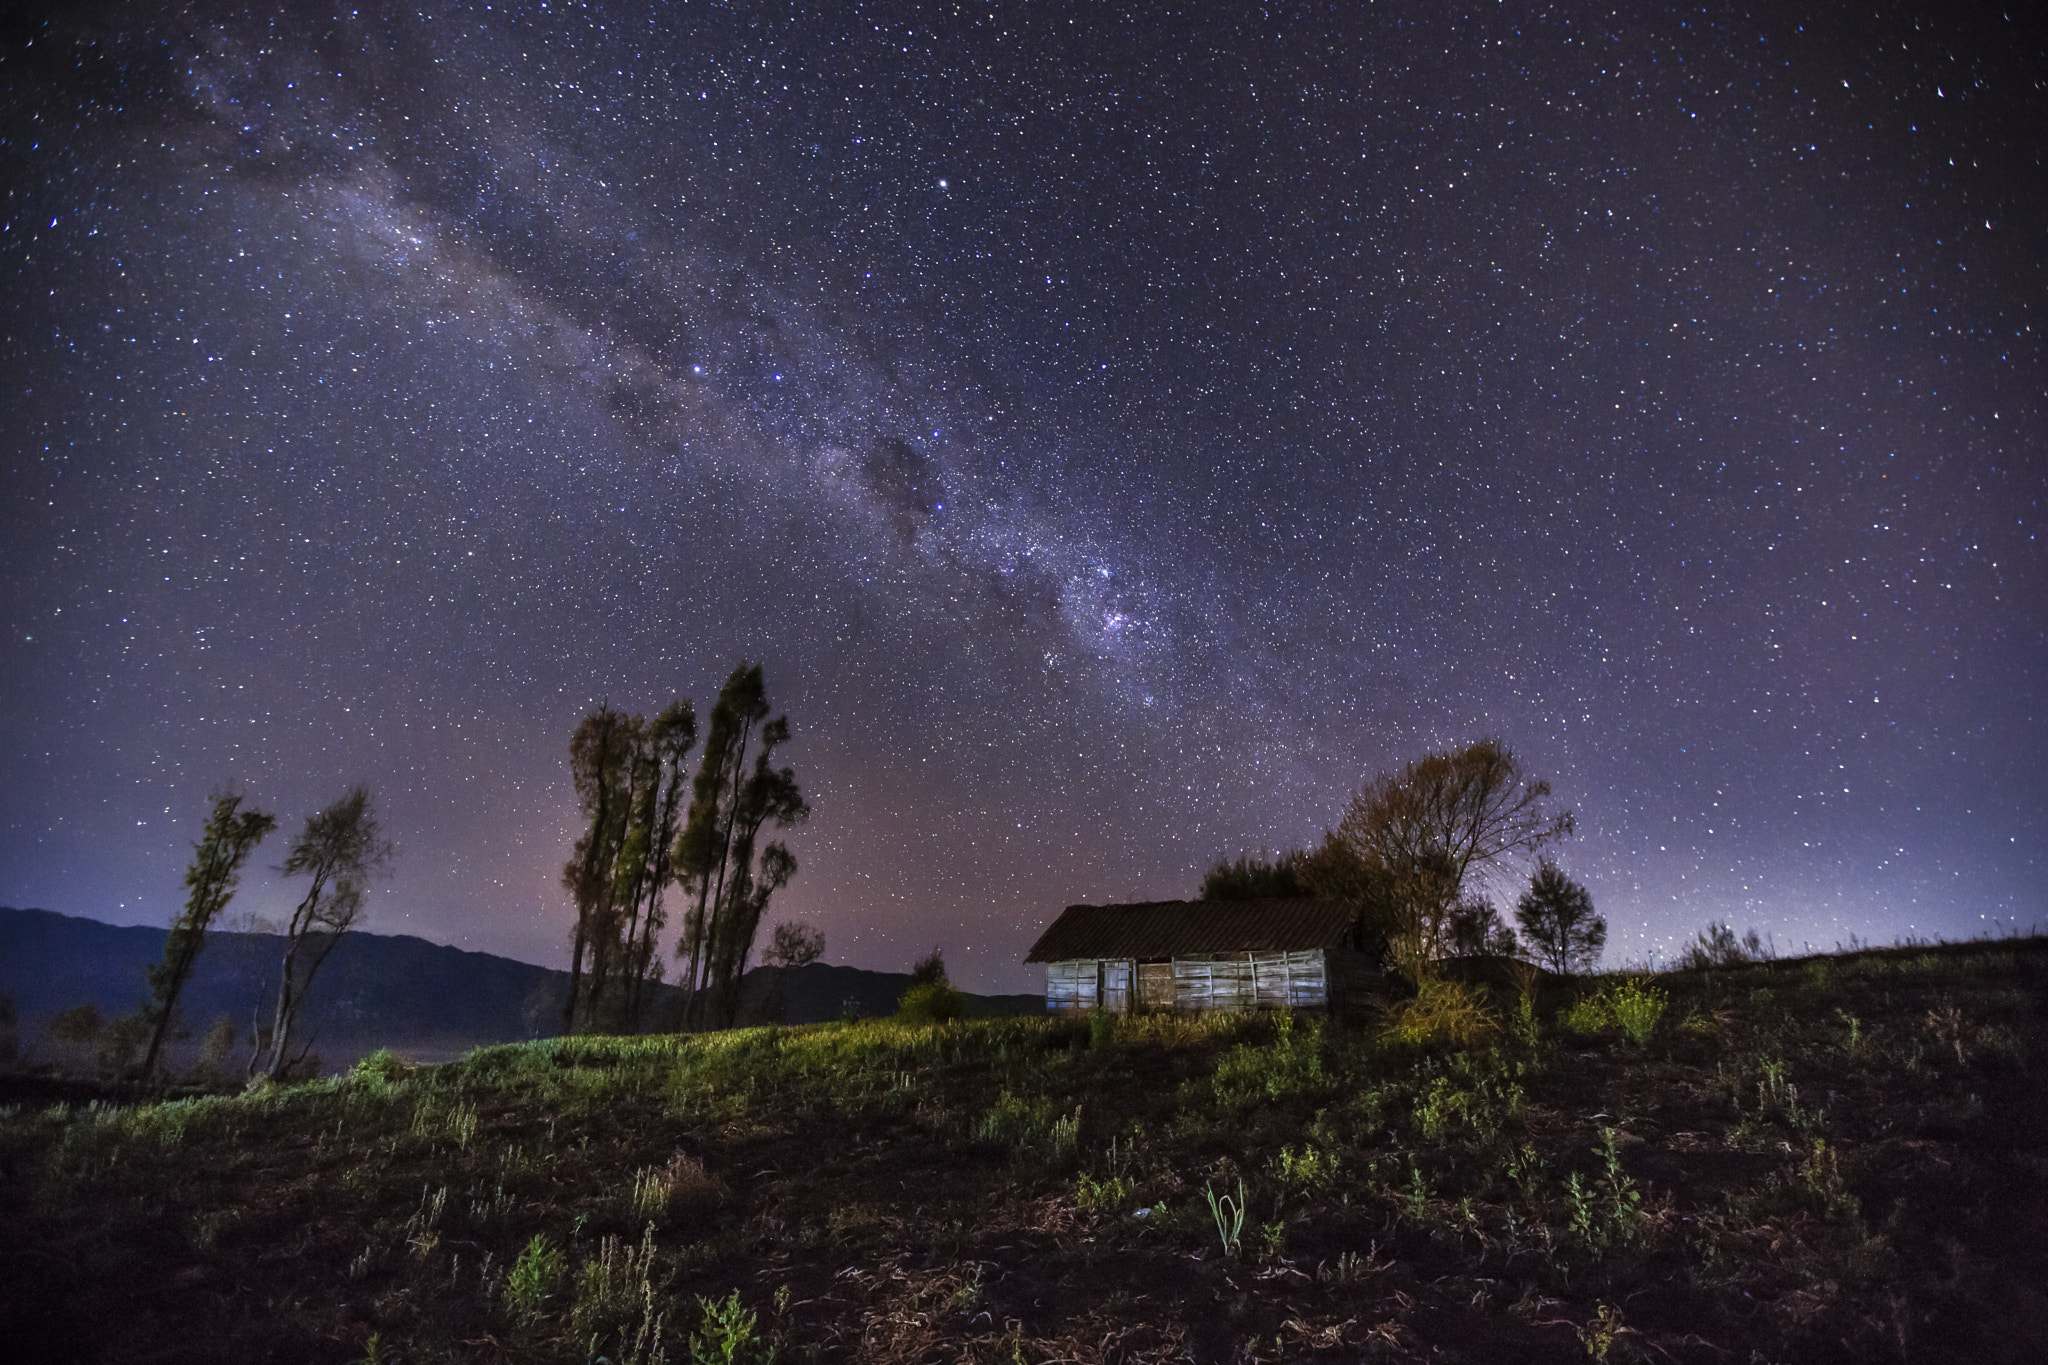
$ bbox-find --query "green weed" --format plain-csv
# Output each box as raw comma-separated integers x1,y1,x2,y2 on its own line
1565,980,1665,1044
1204,1175,1247,1257
1576,1302,1627,1361
690,1289,774,1365
1074,1170,1136,1211
1402,1161,1433,1223
1606,979,1666,1044
1269,1142,1339,1192
504,1232,567,1324
1799,1138,1860,1221
1565,1129,1644,1254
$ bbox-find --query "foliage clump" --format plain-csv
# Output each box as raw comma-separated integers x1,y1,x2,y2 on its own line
1564,978,1668,1044
1308,739,1573,975
1673,921,1776,970
1382,977,1501,1049
897,948,967,1023
1198,850,1313,900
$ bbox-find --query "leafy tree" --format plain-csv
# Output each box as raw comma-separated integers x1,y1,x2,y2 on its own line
143,792,276,1078
767,921,827,971
1444,897,1520,957
1198,850,1313,900
907,947,948,988
755,921,826,1023
254,787,393,1080
898,948,965,1023
673,664,808,1030
1513,860,1605,976
1309,739,1572,975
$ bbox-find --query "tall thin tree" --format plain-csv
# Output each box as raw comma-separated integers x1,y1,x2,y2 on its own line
674,664,808,1030
142,792,276,1078
562,705,636,1033
561,700,697,1033
617,700,696,1029
255,787,393,1080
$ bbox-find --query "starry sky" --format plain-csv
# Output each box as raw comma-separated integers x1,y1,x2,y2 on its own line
2,1,2042,993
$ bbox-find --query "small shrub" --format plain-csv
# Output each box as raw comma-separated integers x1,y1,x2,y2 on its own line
630,1151,723,1224
1677,1010,1721,1039
1075,1170,1136,1211
350,1048,409,1084
1673,922,1775,970
1088,1008,1117,1049
897,981,966,1025
691,1290,774,1365
1270,1142,1339,1192
1563,994,1610,1037
1383,979,1500,1049
1606,979,1666,1045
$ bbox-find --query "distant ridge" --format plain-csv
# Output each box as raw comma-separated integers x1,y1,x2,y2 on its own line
0,907,1041,1070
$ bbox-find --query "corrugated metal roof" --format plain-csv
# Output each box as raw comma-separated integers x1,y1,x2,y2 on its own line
1024,899,1357,963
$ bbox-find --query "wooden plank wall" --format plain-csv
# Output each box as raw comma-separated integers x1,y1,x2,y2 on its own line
1052,951,1355,1014
1045,960,1099,1014
1174,950,1327,1013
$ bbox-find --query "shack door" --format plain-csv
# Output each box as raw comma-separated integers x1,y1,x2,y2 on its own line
1137,961,1175,1010
1099,959,1133,1013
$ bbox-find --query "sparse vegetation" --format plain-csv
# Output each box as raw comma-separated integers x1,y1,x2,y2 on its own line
5,935,2046,1363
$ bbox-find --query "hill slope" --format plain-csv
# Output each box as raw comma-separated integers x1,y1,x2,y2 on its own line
0,907,1040,1068
2,939,2043,1363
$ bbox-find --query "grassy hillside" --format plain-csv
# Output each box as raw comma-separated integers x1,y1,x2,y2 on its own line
4,939,2045,1363
0,908,1042,1076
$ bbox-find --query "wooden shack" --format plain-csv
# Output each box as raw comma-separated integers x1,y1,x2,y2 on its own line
1024,899,1384,1017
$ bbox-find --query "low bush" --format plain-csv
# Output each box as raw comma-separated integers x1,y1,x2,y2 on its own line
1383,978,1500,1049
896,981,967,1024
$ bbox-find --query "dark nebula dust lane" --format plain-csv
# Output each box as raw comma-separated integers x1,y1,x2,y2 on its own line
2,2,2041,990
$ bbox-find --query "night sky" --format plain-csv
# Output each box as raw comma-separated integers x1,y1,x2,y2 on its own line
3,2,2041,994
